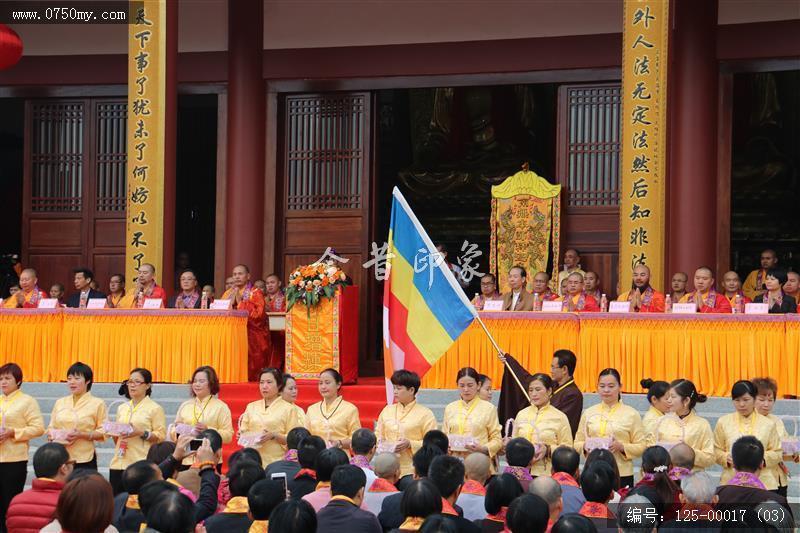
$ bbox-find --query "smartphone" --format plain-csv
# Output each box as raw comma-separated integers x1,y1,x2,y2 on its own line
271,472,288,499
189,438,203,451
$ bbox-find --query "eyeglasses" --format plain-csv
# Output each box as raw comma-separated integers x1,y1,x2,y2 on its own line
127,380,145,386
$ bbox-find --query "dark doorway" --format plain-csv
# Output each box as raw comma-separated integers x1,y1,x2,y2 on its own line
729,70,800,275
0,98,24,295
175,94,218,289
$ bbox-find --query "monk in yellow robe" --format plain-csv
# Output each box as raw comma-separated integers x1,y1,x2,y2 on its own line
222,264,272,380
679,267,732,313
742,249,778,300
3,268,47,308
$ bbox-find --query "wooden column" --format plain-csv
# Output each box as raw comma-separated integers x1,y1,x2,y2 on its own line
667,0,719,281
224,0,265,275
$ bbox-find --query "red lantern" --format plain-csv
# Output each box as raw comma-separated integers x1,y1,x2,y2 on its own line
0,24,23,70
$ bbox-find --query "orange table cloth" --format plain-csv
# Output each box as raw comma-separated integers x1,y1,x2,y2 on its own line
0,308,248,383
421,312,799,397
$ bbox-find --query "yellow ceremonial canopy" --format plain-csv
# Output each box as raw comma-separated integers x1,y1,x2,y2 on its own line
489,165,562,293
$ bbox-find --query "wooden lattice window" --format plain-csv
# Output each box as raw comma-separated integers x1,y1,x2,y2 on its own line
30,102,84,212
557,84,621,207
95,101,127,212
285,93,369,210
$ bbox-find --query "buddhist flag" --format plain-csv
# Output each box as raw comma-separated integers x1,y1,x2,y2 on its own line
383,187,477,404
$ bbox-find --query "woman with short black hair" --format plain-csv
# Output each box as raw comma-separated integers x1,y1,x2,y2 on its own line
49,362,107,471
476,473,523,532
395,479,443,532
754,268,798,313
376,369,438,483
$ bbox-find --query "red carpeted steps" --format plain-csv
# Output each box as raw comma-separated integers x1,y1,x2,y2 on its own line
218,377,387,464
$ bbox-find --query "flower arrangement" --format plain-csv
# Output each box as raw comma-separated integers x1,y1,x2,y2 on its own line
286,260,351,311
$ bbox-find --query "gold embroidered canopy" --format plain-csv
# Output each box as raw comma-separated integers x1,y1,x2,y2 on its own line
489,165,561,294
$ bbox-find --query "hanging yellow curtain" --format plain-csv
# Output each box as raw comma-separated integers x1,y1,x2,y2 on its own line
489,165,561,293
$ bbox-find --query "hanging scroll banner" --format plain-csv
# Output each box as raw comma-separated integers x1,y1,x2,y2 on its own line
125,0,165,280
619,0,669,290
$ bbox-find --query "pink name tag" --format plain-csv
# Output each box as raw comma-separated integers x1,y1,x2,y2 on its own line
143,298,163,309
745,303,769,315
609,301,631,313
87,298,107,309
672,303,696,314
483,300,503,311
541,301,562,312
210,299,232,310
37,298,58,309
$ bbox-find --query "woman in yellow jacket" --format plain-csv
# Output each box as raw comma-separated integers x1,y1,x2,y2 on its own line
752,377,797,498
172,365,234,467
0,363,45,528
658,378,715,471
512,373,572,477
239,368,302,467
574,368,648,488
305,368,361,449
281,374,307,426
442,367,502,469
49,362,107,470
376,369,438,481
107,368,166,495
714,380,782,490
639,378,671,436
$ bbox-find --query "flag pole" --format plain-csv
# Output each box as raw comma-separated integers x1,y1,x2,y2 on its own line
473,313,530,403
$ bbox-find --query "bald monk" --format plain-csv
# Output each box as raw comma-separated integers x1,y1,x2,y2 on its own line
616,264,665,312
721,271,751,311
531,271,559,304
583,271,601,302
3,268,47,308
670,272,689,303
118,263,167,308
783,271,800,311
679,267,732,313
742,249,778,300
222,264,272,379
556,249,585,295
557,272,600,312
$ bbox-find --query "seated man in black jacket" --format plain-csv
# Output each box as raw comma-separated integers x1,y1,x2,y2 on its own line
204,459,266,532
317,465,381,533
289,435,327,500
266,427,311,480
428,455,480,533
113,460,161,532
379,445,445,531
66,267,106,307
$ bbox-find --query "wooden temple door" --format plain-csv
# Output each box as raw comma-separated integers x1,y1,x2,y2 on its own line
278,92,378,375
22,98,127,290
556,83,623,296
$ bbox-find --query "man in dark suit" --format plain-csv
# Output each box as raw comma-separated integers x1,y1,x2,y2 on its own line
379,445,444,531
715,436,793,523
317,465,381,533
66,267,105,308
168,268,203,309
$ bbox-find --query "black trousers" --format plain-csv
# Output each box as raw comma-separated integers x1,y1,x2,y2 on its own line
74,454,98,472
110,469,124,496
0,461,28,533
